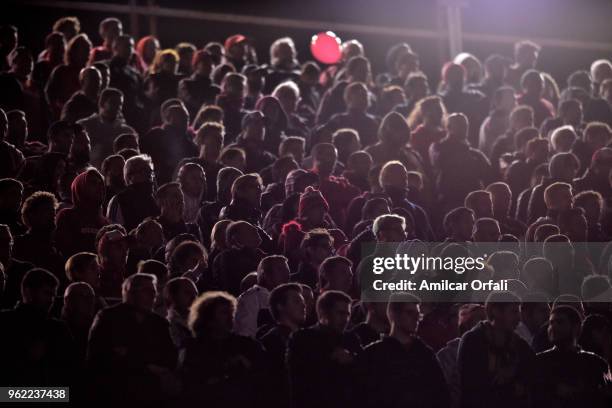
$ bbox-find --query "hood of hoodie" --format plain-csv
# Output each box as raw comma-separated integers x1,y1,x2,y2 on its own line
71,169,104,211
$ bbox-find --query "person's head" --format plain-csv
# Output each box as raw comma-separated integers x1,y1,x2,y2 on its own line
332,128,360,164
21,191,58,232
584,122,612,152
602,78,612,102
550,125,577,154
62,282,95,322
581,275,612,303
312,142,338,177
220,147,246,171
97,228,128,267
346,56,371,83
113,133,138,154
240,110,266,143
166,104,190,134
222,72,246,97
0,178,23,213
484,53,510,81
124,154,154,185
372,213,407,242
387,292,421,334
443,207,475,241
379,160,407,191
189,291,236,337
543,182,573,212
396,50,420,78
152,48,178,74
210,219,232,252
47,120,75,154
487,251,520,280
557,208,588,242
521,69,544,96
191,49,214,78
53,17,80,41
297,186,329,225
316,290,352,333
270,36,297,66
509,105,534,132
1,111,23,148
548,305,582,347
378,85,406,115
492,86,516,112
269,283,305,326
514,40,540,68
445,113,469,140
21,268,59,313
226,220,262,250
257,255,290,290
591,59,612,85
590,147,612,178
175,42,196,72
347,150,372,177
216,166,243,203
65,33,91,68
178,163,205,200
525,137,549,163
136,35,160,66
573,190,603,225
99,17,122,45
548,152,580,181
521,257,554,294
272,156,299,184
224,34,247,61
135,218,164,250
113,34,134,61
411,95,446,130
169,240,206,275
156,182,185,217
8,46,33,78
520,291,551,330
579,314,612,356
485,291,521,331
98,87,123,122
301,229,334,265
486,182,513,218
514,127,539,154
344,81,369,112
193,105,224,129
454,52,481,83
79,65,102,98
231,173,262,208
472,217,501,242
164,276,197,315
362,197,390,222
122,273,157,311
441,61,465,90
379,111,410,146
464,190,494,219
273,81,300,115
458,304,486,335
319,256,353,293
65,252,100,290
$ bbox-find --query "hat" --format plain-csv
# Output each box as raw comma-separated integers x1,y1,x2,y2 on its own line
224,34,247,51
298,186,329,218
192,50,213,69
241,110,267,129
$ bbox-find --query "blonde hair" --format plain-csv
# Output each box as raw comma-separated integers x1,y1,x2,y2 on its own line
152,49,179,74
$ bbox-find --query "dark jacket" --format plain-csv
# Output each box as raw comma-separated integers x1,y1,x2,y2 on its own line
287,323,362,408
87,302,178,405
355,335,450,408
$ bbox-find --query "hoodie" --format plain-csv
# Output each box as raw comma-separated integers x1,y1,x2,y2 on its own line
56,169,109,257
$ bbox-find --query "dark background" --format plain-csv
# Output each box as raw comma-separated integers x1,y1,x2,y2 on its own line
6,0,612,88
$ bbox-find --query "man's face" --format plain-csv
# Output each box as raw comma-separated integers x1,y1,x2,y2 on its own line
180,167,205,199
322,300,351,333
473,222,500,243
54,128,75,154
115,38,134,60
129,162,154,185
493,303,521,331
314,147,337,176
24,285,57,314
101,96,123,121
379,222,407,243
129,281,157,311
173,281,197,313
228,43,246,61
391,302,420,334
29,202,56,230
548,312,575,345
203,134,222,158
310,238,333,264
326,263,353,293
267,260,290,289
283,290,306,325
80,259,101,291
242,180,262,207
474,195,494,218
87,173,106,205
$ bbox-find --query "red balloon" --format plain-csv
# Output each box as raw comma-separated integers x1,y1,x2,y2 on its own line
310,31,342,65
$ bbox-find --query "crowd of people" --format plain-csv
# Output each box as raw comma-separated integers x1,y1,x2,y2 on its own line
0,13,612,407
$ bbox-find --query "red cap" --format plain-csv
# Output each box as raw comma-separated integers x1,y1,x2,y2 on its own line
224,34,247,51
